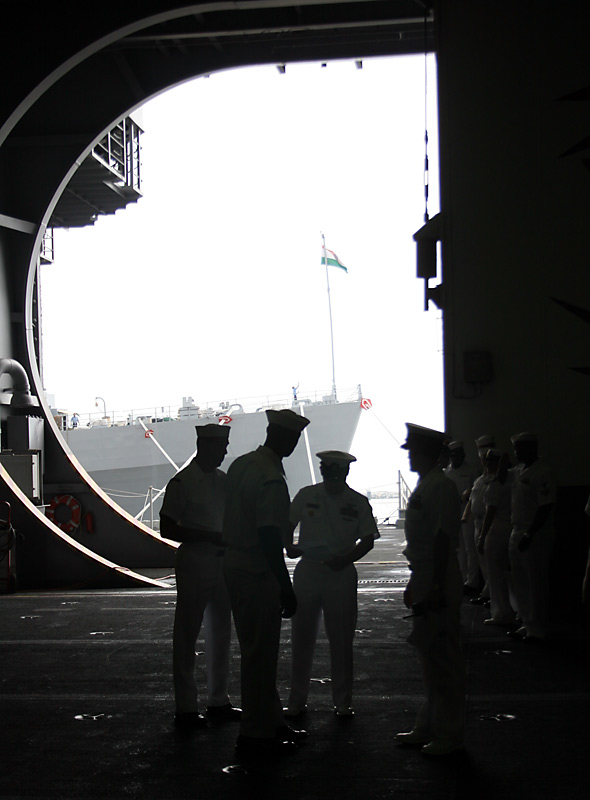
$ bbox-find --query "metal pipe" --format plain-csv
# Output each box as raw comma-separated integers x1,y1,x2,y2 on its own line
0,358,36,407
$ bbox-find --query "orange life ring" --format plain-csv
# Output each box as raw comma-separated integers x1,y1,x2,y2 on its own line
46,495,81,534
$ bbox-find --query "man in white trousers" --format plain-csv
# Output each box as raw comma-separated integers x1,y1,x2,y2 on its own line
395,423,465,756
160,423,240,729
508,432,556,642
444,440,481,595
223,408,310,761
284,451,379,718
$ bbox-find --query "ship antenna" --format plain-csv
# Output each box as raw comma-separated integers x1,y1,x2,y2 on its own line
321,232,337,402
423,3,430,224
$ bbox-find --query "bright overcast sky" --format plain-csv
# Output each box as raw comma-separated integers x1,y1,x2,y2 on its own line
40,54,443,493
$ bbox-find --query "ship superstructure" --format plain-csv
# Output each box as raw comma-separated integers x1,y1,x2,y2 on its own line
59,387,364,525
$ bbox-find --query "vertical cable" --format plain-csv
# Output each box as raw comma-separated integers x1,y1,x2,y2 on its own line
424,6,429,223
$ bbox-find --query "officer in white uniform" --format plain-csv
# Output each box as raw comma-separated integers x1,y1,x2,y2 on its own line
444,441,480,593
478,449,516,625
160,423,239,729
462,435,496,604
395,423,465,757
222,408,310,760
508,432,556,641
475,434,495,455
284,451,379,718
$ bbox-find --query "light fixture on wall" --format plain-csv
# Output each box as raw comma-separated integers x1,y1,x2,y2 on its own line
463,351,494,384
413,213,442,310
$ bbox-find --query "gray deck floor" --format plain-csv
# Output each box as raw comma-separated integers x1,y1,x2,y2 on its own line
1,526,588,799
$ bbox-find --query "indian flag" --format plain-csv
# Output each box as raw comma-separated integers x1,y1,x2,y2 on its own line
321,248,348,273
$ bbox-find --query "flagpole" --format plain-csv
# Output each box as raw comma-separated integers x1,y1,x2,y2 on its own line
321,232,337,402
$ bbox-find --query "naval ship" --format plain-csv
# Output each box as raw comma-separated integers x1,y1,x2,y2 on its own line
57,386,365,525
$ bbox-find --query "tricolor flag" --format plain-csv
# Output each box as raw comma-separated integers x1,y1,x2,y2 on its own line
321,248,348,273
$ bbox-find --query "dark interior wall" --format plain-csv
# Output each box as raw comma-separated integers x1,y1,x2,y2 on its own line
436,0,590,485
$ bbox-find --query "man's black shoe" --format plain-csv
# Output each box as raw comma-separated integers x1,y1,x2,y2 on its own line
174,711,209,730
463,585,480,597
276,724,309,743
206,703,241,722
506,627,526,640
469,596,487,605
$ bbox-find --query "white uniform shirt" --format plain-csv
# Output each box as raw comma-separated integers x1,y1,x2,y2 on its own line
403,467,461,568
160,459,225,531
484,475,513,527
511,458,556,532
470,474,491,526
223,446,290,549
290,484,379,561
444,461,477,505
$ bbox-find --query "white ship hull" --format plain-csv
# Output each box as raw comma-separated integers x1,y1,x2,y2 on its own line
63,398,363,522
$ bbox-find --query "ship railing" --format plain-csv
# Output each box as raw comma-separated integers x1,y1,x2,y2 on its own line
62,386,363,429
366,471,412,528
137,486,165,531
99,485,165,532
397,470,412,527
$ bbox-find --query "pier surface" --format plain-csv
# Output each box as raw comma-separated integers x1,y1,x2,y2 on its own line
1,526,588,799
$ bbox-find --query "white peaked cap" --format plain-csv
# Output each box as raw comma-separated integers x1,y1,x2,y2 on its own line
485,448,505,459
475,435,495,454
316,450,357,466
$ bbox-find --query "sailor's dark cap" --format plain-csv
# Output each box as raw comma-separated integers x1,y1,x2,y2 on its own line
196,423,231,439
400,423,448,450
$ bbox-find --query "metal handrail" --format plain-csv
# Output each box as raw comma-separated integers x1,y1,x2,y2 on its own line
398,470,412,513
92,118,142,191
57,386,362,429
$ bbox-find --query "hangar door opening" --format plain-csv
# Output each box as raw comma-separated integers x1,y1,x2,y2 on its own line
39,56,442,526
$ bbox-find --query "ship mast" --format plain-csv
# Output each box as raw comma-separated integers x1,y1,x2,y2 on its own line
321,232,337,403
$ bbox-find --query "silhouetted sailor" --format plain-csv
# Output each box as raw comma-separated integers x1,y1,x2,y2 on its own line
444,440,480,595
477,449,516,626
160,423,240,729
507,432,556,641
284,451,379,718
461,435,497,605
395,423,465,756
222,408,310,760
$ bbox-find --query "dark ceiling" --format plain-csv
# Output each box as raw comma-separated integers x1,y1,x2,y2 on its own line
27,1,433,229
116,0,434,60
